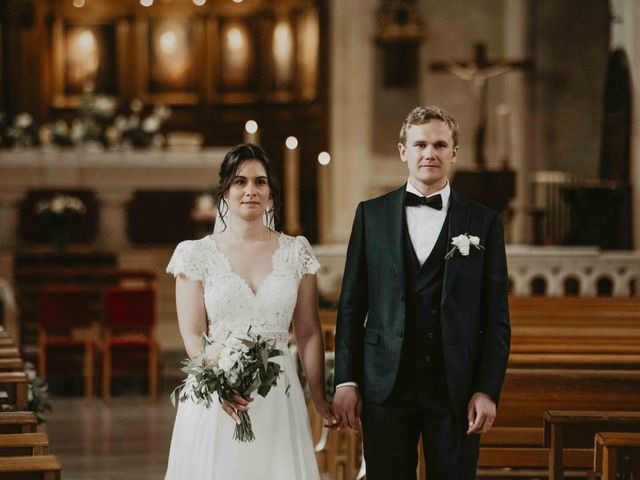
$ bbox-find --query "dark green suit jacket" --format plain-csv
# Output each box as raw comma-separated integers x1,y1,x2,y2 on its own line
334,185,511,412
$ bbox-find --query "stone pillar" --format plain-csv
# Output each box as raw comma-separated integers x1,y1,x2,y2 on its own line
504,0,532,244
323,0,377,243
630,1,640,249
610,0,640,249
95,189,134,250
0,190,25,250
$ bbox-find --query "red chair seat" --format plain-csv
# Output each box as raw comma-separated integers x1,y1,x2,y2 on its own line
102,287,158,400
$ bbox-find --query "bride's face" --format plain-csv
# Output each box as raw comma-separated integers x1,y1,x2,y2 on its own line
225,159,271,222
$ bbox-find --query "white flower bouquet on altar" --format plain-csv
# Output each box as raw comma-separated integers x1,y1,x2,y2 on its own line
35,194,87,251
171,326,289,442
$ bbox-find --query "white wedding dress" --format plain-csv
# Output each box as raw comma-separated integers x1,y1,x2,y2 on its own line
165,234,321,480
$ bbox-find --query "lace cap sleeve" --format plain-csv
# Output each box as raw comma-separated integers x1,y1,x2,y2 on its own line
166,240,204,282
295,235,320,278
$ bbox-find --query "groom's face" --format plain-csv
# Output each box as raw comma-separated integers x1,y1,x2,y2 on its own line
398,120,458,192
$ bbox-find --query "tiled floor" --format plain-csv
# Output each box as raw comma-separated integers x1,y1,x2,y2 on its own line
42,396,176,480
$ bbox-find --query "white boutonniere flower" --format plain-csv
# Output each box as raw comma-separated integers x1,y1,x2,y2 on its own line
445,233,484,260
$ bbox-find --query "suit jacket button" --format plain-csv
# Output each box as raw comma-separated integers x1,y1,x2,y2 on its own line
427,332,434,339
396,330,403,338
425,355,431,362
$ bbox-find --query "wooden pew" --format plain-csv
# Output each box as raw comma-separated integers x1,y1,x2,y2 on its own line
0,372,29,411
0,349,20,359
0,455,61,479
0,433,49,456
476,370,640,477
321,300,640,477
0,412,37,434
0,359,25,372
594,432,640,479
544,411,640,480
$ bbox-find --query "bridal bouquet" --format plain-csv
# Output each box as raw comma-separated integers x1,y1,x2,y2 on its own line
171,326,288,442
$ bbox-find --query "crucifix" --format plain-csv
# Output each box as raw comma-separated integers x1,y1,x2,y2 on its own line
430,42,531,170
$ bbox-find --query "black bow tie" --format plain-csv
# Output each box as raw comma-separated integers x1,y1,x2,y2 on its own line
404,192,443,210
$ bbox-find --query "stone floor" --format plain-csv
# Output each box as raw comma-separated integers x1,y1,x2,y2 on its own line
40,395,334,480
41,396,175,480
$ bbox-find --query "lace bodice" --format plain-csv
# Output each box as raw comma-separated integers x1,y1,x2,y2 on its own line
166,234,320,343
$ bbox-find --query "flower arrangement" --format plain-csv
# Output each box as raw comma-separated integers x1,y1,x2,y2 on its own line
445,233,484,260
171,326,288,442
24,362,52,424
1,88,171,150
35,194,87,251
2,112,38,148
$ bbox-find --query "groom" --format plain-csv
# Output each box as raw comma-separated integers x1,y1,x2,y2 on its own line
332,106,510,479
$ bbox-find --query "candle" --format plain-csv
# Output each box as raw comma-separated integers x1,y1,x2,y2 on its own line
496,104,511,169
284,136,301,235
244,120,260,145
317,151,331,165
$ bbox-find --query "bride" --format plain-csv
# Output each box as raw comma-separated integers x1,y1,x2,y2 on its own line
164,143,335,479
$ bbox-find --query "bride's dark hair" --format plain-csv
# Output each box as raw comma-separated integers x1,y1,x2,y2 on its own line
216,143,282,232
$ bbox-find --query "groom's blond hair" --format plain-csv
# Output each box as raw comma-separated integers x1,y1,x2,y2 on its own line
399,106,460,147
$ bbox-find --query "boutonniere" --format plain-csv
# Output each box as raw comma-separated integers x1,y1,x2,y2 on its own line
445,234,484,260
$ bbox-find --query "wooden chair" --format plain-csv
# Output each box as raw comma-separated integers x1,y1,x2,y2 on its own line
102,287,159,400
594,432,640,479
0,433,49,456
0,412,37,434
37,285,99,398
0,455,61,479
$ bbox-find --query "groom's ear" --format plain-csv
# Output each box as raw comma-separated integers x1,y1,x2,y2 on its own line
398,142,407,162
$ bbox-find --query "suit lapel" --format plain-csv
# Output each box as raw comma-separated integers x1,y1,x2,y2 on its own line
385,186,407,296
441,190,470,304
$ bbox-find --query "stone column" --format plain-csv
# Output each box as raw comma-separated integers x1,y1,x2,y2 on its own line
0,190,25,250
323,0,377,243
95,189,134,250
630,1,640,249
607,0,640,249
503,0,532,244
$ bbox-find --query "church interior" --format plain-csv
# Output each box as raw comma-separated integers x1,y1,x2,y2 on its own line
0,0,639,478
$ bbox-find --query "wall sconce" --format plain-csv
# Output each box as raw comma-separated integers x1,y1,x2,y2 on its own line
66,28,99,87
375,0,425,88
273,20,294,89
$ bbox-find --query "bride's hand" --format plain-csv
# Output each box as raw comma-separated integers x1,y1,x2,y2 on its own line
221,394,253,424
313,397,338,429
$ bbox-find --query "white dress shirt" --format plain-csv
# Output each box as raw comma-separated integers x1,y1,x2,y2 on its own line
336,180,451,391
405,179,451,265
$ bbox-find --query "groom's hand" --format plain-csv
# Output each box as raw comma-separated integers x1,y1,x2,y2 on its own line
466,392,496,434
332,386,362,431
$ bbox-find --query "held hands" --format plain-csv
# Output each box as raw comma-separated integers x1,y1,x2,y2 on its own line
312,395,339,429
221,392,339,429
466,392,496,434
332,386,362,431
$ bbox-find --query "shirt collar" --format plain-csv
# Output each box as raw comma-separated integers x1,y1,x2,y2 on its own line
405,178,451,208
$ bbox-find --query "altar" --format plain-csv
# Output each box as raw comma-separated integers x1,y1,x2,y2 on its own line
0,148,227,250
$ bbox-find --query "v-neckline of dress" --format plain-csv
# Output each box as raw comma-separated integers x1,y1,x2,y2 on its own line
208,234,284,297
